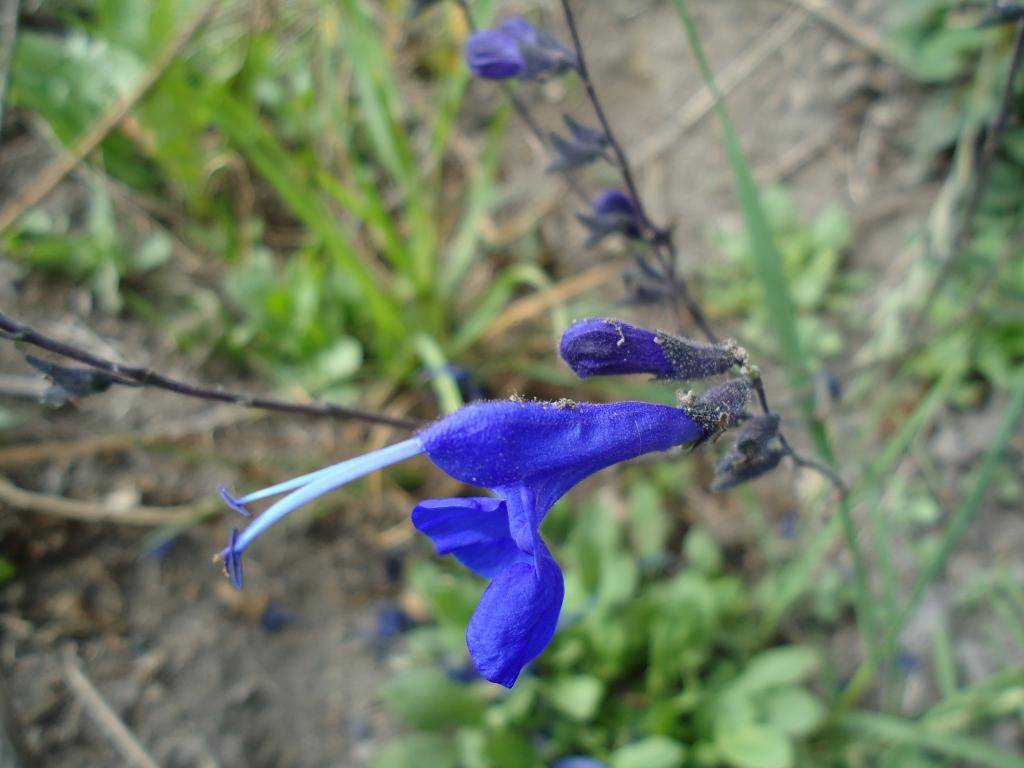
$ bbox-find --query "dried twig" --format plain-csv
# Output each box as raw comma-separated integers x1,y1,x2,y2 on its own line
0,474,217,525
0,407,250,467
61,647,161,768
0,312,421,430
480,264,618,343
777,0,893,62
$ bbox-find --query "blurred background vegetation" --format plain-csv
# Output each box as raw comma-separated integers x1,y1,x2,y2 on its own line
0,0,1022,767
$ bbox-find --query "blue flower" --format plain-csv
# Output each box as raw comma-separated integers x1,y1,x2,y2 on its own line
218,399,709,687
560,318,741,381
465,17,575,80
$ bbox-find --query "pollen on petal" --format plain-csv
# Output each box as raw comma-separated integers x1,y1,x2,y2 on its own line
684,378,751,435
559,318,673,379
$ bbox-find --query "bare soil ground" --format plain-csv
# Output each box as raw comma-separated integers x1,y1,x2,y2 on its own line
1,1,1021,766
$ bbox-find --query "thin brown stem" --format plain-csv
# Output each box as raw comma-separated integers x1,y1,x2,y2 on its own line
0,312,422,430
558,0,655,235
752,373,848,494
557,0,718,342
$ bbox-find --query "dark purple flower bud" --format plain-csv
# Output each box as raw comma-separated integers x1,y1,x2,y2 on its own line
735,414,781,459
465,18,575,81
577,190,644,246
547,115,608,172
420,363,488,403
25,354,134,404
559,318,739,381
683,377,751,437
710,447,785,491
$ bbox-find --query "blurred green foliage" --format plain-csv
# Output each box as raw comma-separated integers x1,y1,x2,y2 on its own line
380,486,825,768
885,0,1024,393
5,0,1024,766
379,470,1024,768
704,187,853,363
3,0,550,393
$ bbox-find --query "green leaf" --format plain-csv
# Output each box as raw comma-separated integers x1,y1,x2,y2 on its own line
0,408,17,429
482,730,539,768
132,232,173,272
412,333,464,414
760,687,824,736
378,668,483,730
11,31,144,141
373,733,458,768
597,554,639,607
306,337,363,390
738,647,818,692
715,724,793,768
683,528,722,576
544,675,604,722
628,481,669,560
610,737,687,768
842,712,1024,768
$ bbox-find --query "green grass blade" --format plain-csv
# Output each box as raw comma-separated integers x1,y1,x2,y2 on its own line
839,369,1024,710
762,372,956,633
210,92,404,343
931,623,958,699
671,0,808,415
450,264,555,355
896,369,1024,636
340,0,438,291
426,0,498,174
841,712,1024,768
672,0,872,647
317,168,412,277
441,103,508,298
412,333,464,415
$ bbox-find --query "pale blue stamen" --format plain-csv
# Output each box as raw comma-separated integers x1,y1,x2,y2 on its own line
232,438,425,555
234,461,362,505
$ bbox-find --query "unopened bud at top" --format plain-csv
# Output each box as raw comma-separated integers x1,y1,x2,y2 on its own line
559,318,740,382
465,18,576,80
